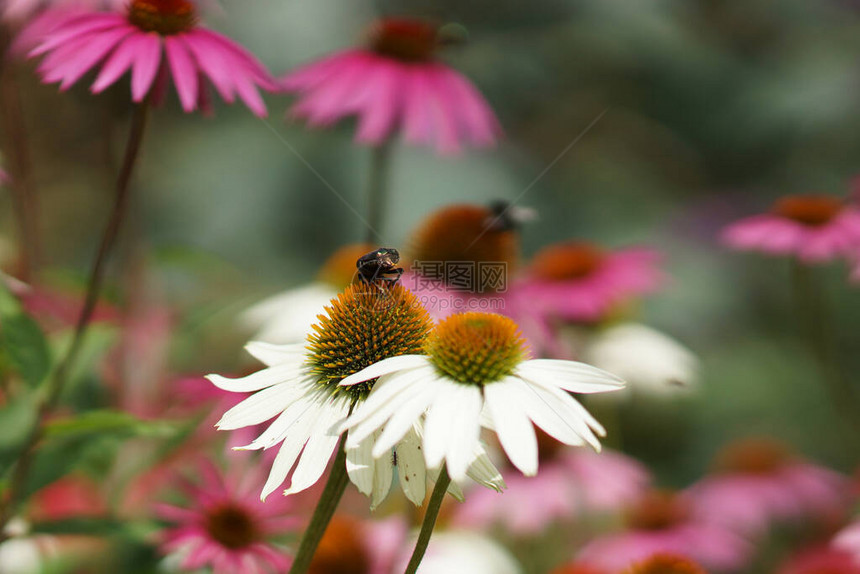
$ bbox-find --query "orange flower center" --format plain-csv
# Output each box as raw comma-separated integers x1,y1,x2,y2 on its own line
626,553,706,574
426,312,527,386
714,437,792,475
552,564,610,574
204,504,260,550
772,195,844,227
369,18,439,62
626,491,688,531
408,204,520,293
128,0,196,35
308,516,370,574
530,242,606,281
317,243,376,289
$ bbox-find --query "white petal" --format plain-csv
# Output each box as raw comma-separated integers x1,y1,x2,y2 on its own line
342,367,433,445
484,378,538,476
241,283,336,345
283,399,349,496
445,385,483,482
370,450,394,510
395,426,427,506
338,355,429,387
260,401,325,500
216,379,311,430
345,430,377,497
517,359,625,393
466,444,506,493
245,341,307,367
370,376,438,458
428,464,464,502
517,378,600,450
206,361,305,394
423,380,472,473
238,389,320,450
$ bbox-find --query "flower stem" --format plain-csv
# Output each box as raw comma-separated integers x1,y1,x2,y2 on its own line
790,260,860,436
288,434,350,574
403,465,451,574
0,101,150,535
0,28,40,280
364,140,392,245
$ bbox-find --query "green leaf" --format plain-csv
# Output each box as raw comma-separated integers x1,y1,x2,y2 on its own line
0,395,38,476
0,287,51,387
44,410,178,440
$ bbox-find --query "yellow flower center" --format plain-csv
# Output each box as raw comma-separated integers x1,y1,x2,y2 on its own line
713,437,792,475
626,490,688,531
308,516,370,574
317,243,375,289
772,195,844,227
625,554,706,574
530,241,606,281
128,0,197,35
408,204,520,293
368,18,439,62
307,282,432,398
204,504,260,550
425,312,527,387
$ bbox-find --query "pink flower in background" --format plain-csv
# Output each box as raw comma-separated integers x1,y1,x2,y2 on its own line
280,18,500,154
2,0,123,23
157,461,297,574
577,490,751,572
454,439,650,535
510,241,663,354
721,194,860,264
27,0,276,116
688,437,849,537
778,546,860,574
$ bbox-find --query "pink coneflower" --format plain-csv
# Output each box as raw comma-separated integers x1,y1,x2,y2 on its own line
157,461,296,574
2,0,123,23
454,433,650,535
688,437,849,537
280,18,500,154
27,0,275,116
509,241,663,356
778,546,860,574
721,194,860,264
577,490,751,572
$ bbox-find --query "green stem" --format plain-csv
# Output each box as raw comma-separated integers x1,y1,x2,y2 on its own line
790,259,860,436
288,434,350,574
0,101,150,535
403,465,451,574
364,141,392,245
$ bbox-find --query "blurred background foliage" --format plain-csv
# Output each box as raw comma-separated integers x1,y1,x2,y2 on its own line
2,0,860,492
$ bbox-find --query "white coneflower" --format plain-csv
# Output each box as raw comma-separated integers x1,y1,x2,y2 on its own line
581,322,699,395
338,312,625,482
208,283,503,506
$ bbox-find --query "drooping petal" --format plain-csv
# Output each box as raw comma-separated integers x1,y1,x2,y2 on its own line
484,377,538,476
370,450,394,510
244,341,307,368
283,400,349,495
165,35,199,112
395,426,427,506
129,33,163,101
206,362,306,394
216,379,313,430
345,430,377,497
516,359,625,393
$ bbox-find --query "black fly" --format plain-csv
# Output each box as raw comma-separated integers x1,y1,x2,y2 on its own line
356,247,404,287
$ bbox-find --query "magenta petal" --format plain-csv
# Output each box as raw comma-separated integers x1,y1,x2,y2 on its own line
291,56,367,125
280,51,357,92
438,67,500,146
423,66,460,154
181,33,235,103
403,66,433,145
30,13,126,57
354,61,402,145
56,27,132,90
165,36,199,112
129,33,162,102
194,29,276,90
91,34,142,93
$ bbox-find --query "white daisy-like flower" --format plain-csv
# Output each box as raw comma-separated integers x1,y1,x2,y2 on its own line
338,312,626,482
581,322,699,395
240,243,371,344
209,283,504,506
